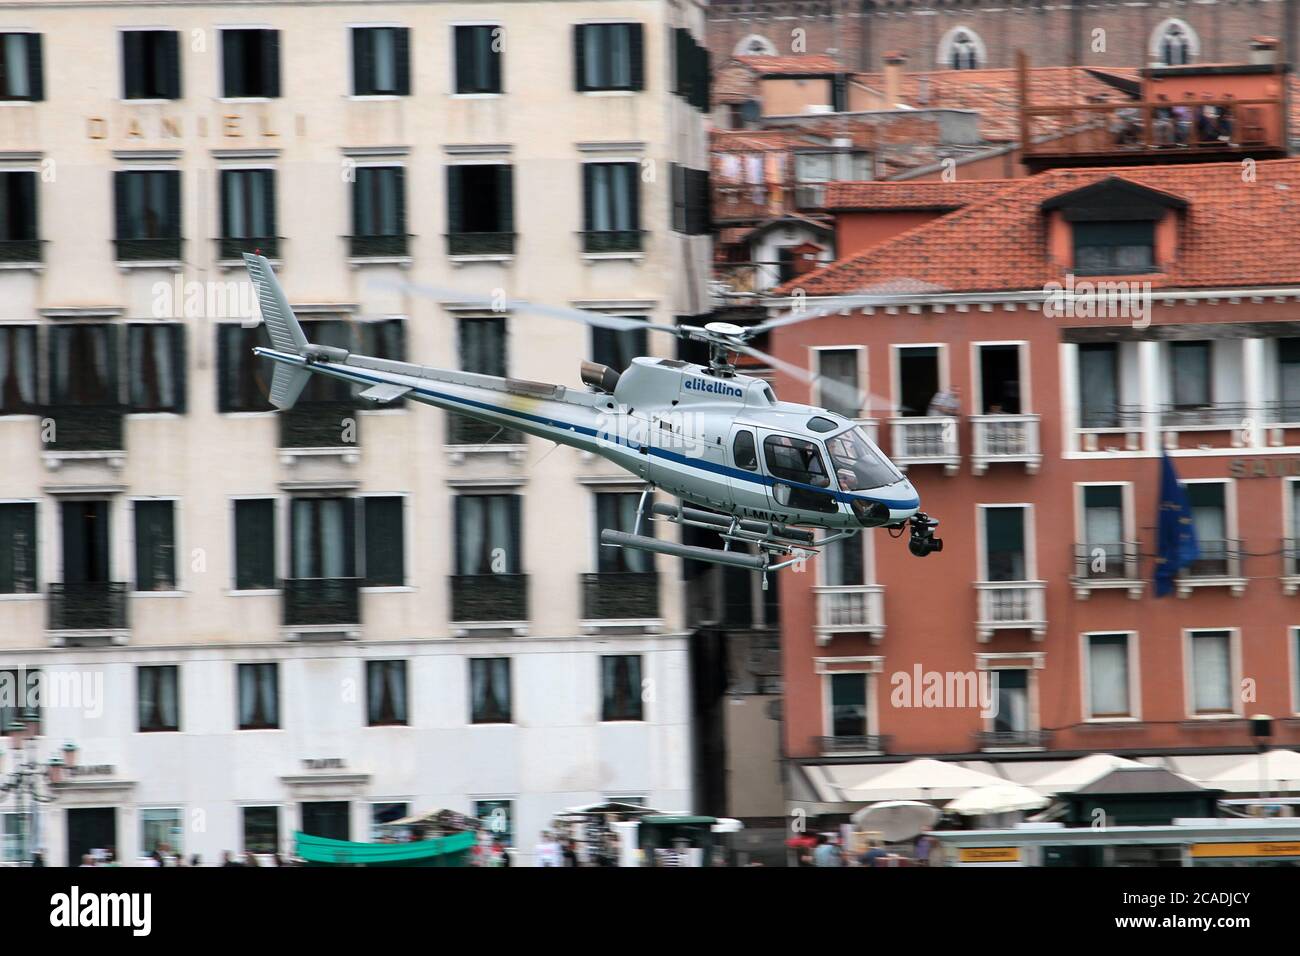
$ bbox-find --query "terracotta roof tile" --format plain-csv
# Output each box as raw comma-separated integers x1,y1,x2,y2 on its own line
824,180,1016,210
735,55,844,76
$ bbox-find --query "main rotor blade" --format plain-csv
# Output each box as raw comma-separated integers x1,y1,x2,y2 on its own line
729,340,890,414
369,277,682,335
744,285,949,339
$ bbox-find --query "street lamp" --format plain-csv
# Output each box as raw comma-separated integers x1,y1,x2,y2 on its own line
0,710,75,866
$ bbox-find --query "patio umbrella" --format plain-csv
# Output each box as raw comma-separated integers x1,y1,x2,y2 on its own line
1028,754,1144,794
946,783,1050,816
1208,750,1300,795
851,800,940,842
844,758,1006,801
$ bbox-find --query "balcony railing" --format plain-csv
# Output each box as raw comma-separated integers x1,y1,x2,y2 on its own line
0,238,42,263
581,571,660,621
450,573,528,623
282,577,361,627
1073,542,1141,582
114,237,182,261
1284,538,1300,592
813,584,885,642
348,234,409,258
974,729,1053,750
1159,402,1249,428
815,734,889,755
710,261,788,297
47,582,128,633
970,414,1041,474
581,230,644,254
278,401,358,449
219,236,280,260
1078,403,1144,431
447,413,522,446
41,404,125,452
1183,538,1242,580
888,416,959,473
975,581,1047,639
447,232,515,257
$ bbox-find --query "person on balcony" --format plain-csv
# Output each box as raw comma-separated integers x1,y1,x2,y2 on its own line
1172,98,1194,146
927,384,961,418
1152,95,1175,146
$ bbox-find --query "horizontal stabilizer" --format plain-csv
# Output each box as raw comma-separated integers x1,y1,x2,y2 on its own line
600,529,768,571
359,382,412,404
269,364,312,410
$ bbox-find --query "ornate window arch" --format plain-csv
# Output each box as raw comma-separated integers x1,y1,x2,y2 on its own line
1150,18,1200,66
937,26,985,71
734,34,778,58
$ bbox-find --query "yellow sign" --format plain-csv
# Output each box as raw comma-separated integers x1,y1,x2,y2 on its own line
1191,842,1300,859
958,846,1020,864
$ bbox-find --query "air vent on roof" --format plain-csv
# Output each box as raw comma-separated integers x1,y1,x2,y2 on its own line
657,358,689,369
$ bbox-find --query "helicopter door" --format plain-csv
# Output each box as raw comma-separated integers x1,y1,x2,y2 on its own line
757,430,840,518
649,411,732,510
727,425,768,518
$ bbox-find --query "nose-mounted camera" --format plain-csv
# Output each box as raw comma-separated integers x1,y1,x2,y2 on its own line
908,512,943,557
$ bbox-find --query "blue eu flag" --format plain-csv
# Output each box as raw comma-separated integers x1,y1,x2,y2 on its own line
1154,453,1200,597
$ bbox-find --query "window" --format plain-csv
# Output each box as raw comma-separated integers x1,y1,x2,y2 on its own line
450,317,514,442
473,799,513,847
220,169,277,259
794,151,872,183
1,812,31,863
242,806,279,854
366,659,408,726
1169,340,1211,410
764,434,838,513
669,163,710,235
454,25,501,94
60,500,111,587
574,23,643,92
896,346,940,417
0,668,39,733
290,497,355,579
1188,630,1233,715
233,498,276,590
122,30,180,100
470,657,511,723
114,170,181,261
371,802,409,841
455,495,521,575
362,496,404,586
217,323,272,412
1081,485,1127,578
1077,342,1120,428
0,33,42,101
590,321,646,374
1086,633,1132,718
300,802,349,842
1157,22,1193,66
1187,482,1230,576
826,426,901,492
0,325,36,412
673,28,710,111
601,654,643,721
950,30,979,69
1277,339,1300,421
0,503,36,593
992,669,1029,735
127,323,185,413
352,27,410,96
983,506,1028,581
446,165,514,255
595,493,650,573
582,163,640,252
297,320,353,403
1073,221,1155,275
733,430,758,470
49,324,119,405
237,662,279,730
0,171,39,262
823,536,864,587
133,499,176,592
350,166,407,257
977,344,1022,415
828,672,867,738
138,665,180,732
140,808,183,858
816,349,861,419
222,28,280,98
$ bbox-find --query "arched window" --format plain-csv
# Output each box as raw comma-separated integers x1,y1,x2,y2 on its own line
734,34,778,58
937,27,985,71
1150,19,1200,66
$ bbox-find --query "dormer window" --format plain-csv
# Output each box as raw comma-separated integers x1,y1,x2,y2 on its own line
1073,221,1155,275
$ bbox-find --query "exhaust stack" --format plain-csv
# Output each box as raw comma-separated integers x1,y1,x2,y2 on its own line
581,361,620,394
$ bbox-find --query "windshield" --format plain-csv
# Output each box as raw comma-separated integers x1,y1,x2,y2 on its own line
826,426,903,491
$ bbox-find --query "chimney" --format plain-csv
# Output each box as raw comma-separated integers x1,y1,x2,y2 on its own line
883,50,907,108
1250,35,1278,66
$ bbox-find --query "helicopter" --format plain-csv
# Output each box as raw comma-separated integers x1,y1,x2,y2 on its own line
241,252,942,584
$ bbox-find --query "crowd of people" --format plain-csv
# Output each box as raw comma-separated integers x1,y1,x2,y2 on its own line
801,832,938,868
1110,93,1241,149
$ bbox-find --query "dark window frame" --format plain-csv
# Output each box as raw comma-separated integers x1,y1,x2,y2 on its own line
351,26,411,97
221,28,281,99
454,24,502,95
121,29,181,100
365,659,409,726
137,664,181,733
132,498,177,592
232,497,277,591
236,662,280,730
600,654,644,722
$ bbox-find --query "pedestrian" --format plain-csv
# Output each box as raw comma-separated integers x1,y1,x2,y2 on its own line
812,833,843,867
562,838,580,867
221,850,241,867
534,830,562,867
927,384,961,418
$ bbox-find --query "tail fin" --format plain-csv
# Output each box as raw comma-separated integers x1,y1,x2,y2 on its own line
243,252,311,409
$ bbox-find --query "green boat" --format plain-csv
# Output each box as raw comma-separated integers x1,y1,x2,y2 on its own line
293,829,477,867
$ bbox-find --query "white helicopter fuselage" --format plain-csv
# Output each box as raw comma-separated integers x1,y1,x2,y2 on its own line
252,346,921,531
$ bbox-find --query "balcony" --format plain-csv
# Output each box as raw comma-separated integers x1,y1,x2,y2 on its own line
1175,539,1246,597
40,404,126,471
347,234,410,260
114,237,182,262
975,581,1047,641
974,729,1053,751
970,414,1041,475
1071,542,1143,599
813,584,885,644
46,582,129,644
0,238,42,263
447,232,515,257
1160,402,1249,450
278,402,359,465
1075,403,1144,453
581,572,660,627
450,573,528,632
282,578,361,638
447,413,523,448
710,261,788,299
581,230,644,255
218,236,280,261
888,416,959,475
815,735,889,757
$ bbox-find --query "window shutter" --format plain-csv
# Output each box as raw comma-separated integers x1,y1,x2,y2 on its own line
264,168,277,237
351,166,366,236
582,163,594,233
454,26,472,93
235,499,275,590
497,166,513,233
26,33,42,101
18,171,36,239
352,28,369,95
489,27,502,93
172,324,187,414
446,165,463,234
113,171,129,241
628,24,644,91
453,497,465,575
573,24,587,92
163,31,181,100
363,496,404,586
629,163,641,231
394,28,410,95
508,495,522,574
164,170,181,239
392,166,406,238
262,30,280,98
699,46,711,111
123,31,143,99
672,28,684,97
221,31,238,97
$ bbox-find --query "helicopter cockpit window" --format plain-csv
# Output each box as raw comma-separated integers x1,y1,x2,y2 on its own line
763,435,831,488
826,426,903,491
733,430,758,471
806,416,838,433
762,385,776,405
